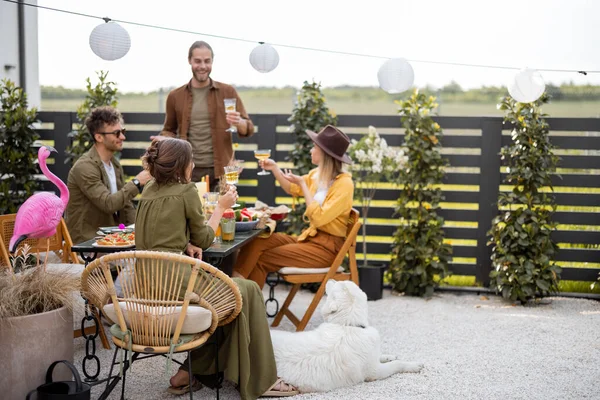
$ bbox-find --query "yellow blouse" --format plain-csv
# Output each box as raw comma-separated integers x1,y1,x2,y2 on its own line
289,169,354,241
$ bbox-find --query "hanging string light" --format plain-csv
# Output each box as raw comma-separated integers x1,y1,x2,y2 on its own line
249,43,279,73
377,58,415,94
508,68,546,103
6,0,598,91
89,18,131,61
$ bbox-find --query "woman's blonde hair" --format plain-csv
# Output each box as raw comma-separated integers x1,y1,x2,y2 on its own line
317,146,344,187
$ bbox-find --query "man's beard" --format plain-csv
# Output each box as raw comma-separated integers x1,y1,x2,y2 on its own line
193,71,209,83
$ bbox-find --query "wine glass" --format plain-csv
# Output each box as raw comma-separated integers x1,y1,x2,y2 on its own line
223,165,240,208
254,149,271,176
224,98,238,134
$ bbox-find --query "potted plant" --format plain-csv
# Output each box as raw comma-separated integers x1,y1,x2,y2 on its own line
0,245,82,400
488,94,561,304
0,79,40,214
66,70,119,165
388,90,452,297
348,126,407,299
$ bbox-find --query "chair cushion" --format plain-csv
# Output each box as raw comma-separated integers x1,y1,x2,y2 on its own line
109,324,196,344
103,302,212,334
279,266,344,275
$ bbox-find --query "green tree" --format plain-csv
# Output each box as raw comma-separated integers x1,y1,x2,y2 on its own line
387,90,452,297
488,94,561,303
0,79,40,214
285,81,337,234
65,71,118,165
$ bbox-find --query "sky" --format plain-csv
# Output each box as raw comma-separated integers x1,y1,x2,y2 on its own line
36,0,600,93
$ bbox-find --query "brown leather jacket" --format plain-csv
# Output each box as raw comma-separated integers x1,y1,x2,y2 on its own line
65,146,137,243
160,79,255,178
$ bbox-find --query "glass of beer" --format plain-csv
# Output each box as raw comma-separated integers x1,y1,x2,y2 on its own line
254,149,271,176
223,165,240,207
224,98,237,134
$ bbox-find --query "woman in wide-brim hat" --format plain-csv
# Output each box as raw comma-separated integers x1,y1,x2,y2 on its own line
233,125,354,288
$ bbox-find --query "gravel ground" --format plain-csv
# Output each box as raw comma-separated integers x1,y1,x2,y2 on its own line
72,286,600,400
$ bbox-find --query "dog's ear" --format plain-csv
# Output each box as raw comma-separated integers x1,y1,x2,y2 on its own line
325,279,336,295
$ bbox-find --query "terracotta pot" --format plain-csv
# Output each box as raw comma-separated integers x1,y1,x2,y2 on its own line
0,306,74,400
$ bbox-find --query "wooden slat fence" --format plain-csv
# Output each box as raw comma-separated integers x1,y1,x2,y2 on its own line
34,112,600,284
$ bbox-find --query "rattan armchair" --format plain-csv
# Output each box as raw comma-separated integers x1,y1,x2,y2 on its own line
81,250,243,399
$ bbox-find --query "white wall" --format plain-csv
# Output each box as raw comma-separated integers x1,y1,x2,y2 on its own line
0,0,40,109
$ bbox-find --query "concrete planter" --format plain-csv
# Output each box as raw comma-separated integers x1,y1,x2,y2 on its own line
0,306,74,400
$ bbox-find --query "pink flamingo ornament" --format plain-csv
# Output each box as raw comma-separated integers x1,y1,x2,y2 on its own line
9,146,69,269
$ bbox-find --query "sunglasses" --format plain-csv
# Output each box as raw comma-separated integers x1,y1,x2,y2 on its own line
99,128,127,137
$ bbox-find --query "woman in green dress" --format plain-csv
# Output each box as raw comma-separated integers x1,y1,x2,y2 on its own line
135,138,298,398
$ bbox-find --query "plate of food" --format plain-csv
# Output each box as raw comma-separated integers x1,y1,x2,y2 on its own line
253,202,292,221
232,208,261,231
94,231,135,247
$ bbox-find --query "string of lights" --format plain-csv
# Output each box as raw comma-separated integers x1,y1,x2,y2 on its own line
3,0,598,75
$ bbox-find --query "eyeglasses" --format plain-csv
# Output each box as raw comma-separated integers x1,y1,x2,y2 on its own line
99,128,127,137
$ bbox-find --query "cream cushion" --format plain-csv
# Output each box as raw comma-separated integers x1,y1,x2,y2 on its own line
279,266,344,275
103,302,212,334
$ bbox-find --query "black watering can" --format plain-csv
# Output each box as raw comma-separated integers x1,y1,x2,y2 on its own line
26,360,91,400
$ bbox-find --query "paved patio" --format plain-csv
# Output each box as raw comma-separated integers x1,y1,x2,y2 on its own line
73,284,600,400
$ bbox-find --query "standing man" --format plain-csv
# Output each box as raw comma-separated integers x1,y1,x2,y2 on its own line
66,106,151,244
152,41,255,188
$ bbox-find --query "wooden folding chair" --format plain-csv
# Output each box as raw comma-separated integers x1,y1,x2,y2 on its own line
0,213,79,269
271,208,362,331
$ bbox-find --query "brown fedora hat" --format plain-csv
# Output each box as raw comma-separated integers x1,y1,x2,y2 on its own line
306,125,353,164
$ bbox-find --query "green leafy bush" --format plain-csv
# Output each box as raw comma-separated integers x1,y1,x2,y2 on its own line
65,71,118,165
388,90,452,297
285,81,337,234
0,79,40,214
348,126,407,267
488,94,561,303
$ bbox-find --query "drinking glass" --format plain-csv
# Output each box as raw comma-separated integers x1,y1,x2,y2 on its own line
224,98,237,134
254,149,271,176
223,165,240,207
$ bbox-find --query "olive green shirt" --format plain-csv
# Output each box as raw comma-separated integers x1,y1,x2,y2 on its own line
66,146,138,244
134,180,215,253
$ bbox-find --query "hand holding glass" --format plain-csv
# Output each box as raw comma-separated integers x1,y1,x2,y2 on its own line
223,165,240,207
224,98,237,134
254,149,272,176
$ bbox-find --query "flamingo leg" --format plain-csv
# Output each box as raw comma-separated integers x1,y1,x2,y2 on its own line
43,238,50,272
36,240,41,268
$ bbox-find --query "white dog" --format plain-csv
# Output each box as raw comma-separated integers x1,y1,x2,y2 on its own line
270,280,423,393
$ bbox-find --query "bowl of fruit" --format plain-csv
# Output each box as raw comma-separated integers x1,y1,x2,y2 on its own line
234,208,260,232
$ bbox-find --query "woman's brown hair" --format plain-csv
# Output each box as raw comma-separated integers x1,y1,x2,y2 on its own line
142,138,192,185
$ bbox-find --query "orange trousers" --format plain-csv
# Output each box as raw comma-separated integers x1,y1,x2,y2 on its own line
233,231,344,288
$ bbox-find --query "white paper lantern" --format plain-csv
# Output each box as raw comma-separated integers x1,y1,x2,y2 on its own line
377,58,414,94
89,22,131,61
249,43,279,73
508,68,545,103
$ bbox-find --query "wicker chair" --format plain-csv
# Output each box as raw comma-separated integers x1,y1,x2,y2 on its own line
81,250,243,399
0,213,79,268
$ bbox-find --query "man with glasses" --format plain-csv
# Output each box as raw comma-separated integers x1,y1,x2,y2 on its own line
66,106,151,243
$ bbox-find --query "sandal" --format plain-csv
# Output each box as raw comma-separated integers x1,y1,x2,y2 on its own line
167,378,203,395
262,378,299,397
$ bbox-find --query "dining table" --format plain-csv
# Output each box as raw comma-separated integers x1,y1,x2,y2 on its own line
71,228,264,269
